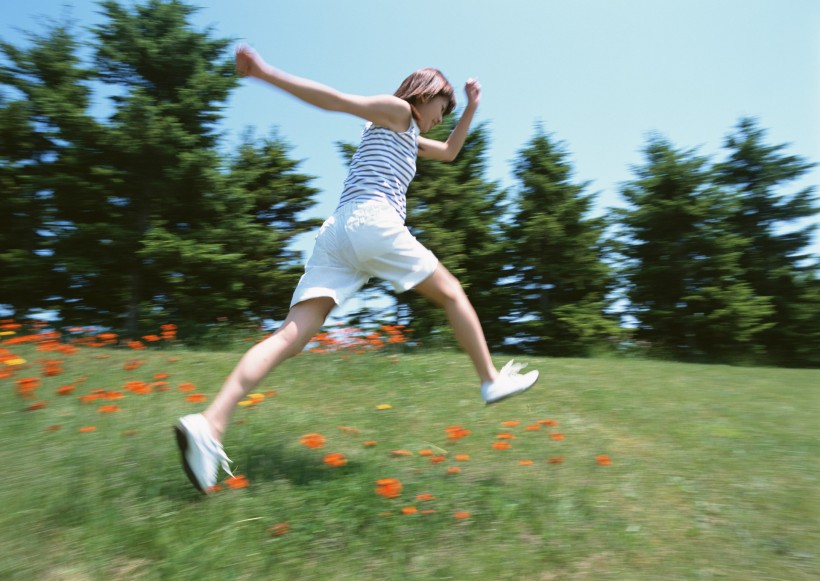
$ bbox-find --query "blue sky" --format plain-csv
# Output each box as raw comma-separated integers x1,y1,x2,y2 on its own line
4,0,819,250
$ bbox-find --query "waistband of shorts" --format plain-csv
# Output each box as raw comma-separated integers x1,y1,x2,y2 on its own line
334,199,404,222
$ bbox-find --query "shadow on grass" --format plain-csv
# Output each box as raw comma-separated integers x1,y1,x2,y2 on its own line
235,443,363,486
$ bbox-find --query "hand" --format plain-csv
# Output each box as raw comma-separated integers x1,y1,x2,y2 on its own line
464,78,481,107
235,44,265,78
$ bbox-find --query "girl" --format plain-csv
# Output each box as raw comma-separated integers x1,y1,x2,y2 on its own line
175,45,538,494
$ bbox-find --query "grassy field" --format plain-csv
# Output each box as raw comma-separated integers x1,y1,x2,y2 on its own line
2,337,818,580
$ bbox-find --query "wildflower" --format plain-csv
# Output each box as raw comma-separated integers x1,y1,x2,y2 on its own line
446,466,461,474
430,455,447,464
375,478,402,498
226,475,249,489
300,433,326,449
323,452,347,467
401,506,418,515
422,509,437,515
445,425,471,440
539,419,559,427
185,393,207,403
268,522,289,537
596,455,612,466
454,512,470,520
454,454,470,461
375,404,392,410
501,420,520,427
178,382,196,392
97,405,122,413
79,426,97,433
362,440,378,447
519,460,534,466
390,449,413,457
337,425,360,435
496,433,515,440
549,456,564,464
25,401,47,411
525,424,541,431
550,433,565,441
415,493,435,501
45,424,62,432
492,442,511,450
208,485,223,493
56,385,76,396
153,372,169,381
143,335,161,343
418,449,434,457
127,341,146,350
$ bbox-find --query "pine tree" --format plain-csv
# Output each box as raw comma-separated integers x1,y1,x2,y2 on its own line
617,135,772,360
506,127,615,356
714,118,819,365
396,120,510,348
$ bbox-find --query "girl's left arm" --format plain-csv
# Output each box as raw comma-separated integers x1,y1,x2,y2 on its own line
418,78,481,162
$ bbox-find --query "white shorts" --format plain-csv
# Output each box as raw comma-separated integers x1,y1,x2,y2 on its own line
290,200,439,308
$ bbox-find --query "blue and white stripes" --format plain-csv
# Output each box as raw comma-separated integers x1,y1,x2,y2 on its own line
337,119,419,221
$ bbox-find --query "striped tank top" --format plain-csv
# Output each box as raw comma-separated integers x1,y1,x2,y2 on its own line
337,118,420,222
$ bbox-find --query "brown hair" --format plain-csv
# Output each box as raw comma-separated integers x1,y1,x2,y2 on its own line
394,68,456,122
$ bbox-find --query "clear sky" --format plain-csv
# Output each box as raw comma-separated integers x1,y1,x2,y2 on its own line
3,0,819,252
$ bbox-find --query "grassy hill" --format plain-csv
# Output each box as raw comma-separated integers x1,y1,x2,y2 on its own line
2,339,818,580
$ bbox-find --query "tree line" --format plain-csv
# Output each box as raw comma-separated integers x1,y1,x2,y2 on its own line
1,0,817,366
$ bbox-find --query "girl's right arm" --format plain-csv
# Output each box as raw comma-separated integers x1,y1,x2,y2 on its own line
236,45,412,132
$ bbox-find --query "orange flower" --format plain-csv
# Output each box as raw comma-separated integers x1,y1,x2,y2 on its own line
97,405,122,413
300,433,326,449
492,441,511,450
337,425,360,435
143,334,161,342
125,380,151,395
153,372,169,381
375,478,402,498
104,390,124,400
445,425,471,440
454,512,470,520
127,341,146,350
415,493,435,501
268,522,289,537
446,466,461,474
430,455,447,464
362,440,378,447
596,455,612,466
186,393,207,403
178,382,196,392
25,401,47,411
525,424,541,431
496,433,515,440
454,454,470,461
501,420,520,427
550,433,565,441
418,449,434,457
226,475,249,489
390,449,413,457
549,456,564,464
207,485,223,493
56,385,76,396
45,424,62,432
421,509,437,515
79,426,97,433
539,419,559,427
519,460,534,466
401,506,418,515
323,452,347,467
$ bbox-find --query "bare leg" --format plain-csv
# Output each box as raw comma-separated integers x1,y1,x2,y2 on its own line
413,264,498,384
202,297,335,441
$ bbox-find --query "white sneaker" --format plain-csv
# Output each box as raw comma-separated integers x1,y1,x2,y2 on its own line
174,413,233,493
481,360,539,404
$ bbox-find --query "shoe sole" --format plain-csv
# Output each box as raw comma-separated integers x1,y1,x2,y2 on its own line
484,376,538,405
174,424,207,494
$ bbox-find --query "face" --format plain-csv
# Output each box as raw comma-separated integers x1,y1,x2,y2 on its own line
415,95,449,133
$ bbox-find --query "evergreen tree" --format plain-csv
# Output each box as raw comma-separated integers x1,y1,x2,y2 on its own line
0,1,320,339
617,135,772,360
396,119,510,348
714,118,819,365
506,127,615,356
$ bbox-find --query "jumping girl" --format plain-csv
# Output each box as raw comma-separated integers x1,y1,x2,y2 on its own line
175,45,538,493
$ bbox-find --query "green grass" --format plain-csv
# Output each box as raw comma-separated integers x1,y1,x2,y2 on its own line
2,342,818,580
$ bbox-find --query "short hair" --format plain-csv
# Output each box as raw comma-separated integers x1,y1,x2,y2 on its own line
394,68,456,118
